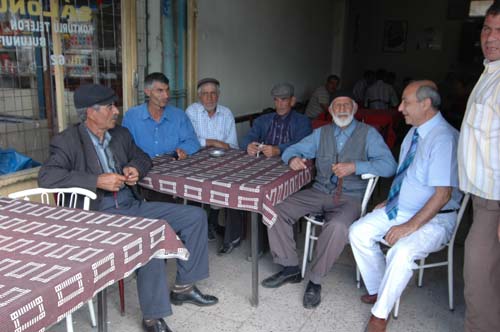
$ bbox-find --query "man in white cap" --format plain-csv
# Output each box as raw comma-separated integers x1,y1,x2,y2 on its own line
186,77,242,252
261,90,396,309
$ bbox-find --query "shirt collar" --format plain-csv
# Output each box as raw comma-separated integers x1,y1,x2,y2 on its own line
415,112,443,139
333,118,357,138
203,103,219,115
274,110,292,121
484,58,500,73
143,103,169,122
85,126,112,146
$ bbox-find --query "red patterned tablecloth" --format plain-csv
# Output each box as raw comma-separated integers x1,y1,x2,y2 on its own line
0,197,187,332
140,148,314,227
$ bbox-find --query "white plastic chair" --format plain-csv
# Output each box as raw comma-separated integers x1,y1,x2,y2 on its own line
301,173,379,287
391,193,470,318
8,187,98,332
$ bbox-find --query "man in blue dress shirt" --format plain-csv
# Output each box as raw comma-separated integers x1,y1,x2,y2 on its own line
123,72,200,159
261,91,397,309
349,81,462,332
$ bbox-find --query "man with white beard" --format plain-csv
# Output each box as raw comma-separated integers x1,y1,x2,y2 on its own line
261,91,397,309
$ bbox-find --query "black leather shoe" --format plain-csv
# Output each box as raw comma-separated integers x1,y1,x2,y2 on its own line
217,237,241,255
170,285,219,306
303,282,321,309
261,269,302,288
142,318,173,332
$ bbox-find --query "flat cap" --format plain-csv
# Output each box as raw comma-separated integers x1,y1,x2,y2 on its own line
331,90,354,103
197,77,220,89
74,84,117,109
271,83,294,98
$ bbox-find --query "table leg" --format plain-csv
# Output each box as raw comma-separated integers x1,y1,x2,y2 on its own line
250,212,259,306
97,288,108,332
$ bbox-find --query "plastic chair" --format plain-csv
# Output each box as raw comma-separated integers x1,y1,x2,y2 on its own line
301,173,379,288
391,193,471,318
8,187,98,332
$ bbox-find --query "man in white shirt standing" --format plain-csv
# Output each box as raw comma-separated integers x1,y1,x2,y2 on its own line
459,3,500,331
186,78,243,254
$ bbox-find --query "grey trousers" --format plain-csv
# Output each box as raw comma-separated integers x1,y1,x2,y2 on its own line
464,195,500,332
268,187,360,284
99,188,209,319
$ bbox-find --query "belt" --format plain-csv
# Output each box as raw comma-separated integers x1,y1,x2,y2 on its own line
438,209,459,214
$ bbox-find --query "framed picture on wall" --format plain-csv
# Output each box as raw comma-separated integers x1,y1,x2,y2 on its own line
383,20,408,53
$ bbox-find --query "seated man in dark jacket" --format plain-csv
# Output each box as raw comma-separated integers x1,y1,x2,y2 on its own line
240,82,312,157
38,84,218,332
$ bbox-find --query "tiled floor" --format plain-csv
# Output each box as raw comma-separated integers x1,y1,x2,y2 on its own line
47,226,467,332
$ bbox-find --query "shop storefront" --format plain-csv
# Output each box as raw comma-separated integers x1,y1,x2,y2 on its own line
0,0,137,164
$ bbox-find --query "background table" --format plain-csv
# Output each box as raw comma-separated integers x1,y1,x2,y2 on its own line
140,148,314,305
0,197,187,332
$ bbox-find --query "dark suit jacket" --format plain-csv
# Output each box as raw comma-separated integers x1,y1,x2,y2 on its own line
38,123,151,210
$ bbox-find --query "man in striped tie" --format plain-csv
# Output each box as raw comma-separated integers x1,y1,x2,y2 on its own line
349,80,462,332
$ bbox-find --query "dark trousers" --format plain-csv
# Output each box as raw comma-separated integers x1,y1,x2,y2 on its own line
268,187,360,284
464,195,500,332
209,208,244,245
99,188,209,319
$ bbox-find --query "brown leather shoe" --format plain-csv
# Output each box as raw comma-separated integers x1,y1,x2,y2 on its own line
366,315,387,332
360,293,378,304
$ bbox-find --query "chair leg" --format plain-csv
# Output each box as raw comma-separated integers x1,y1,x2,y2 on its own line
309,225,316,262
301,221,312,278
393,298,400,319
65,314,74,332
356,264,361,289
448,254,454,311
88,300,97,327
119,279,125,316
417,258,425,287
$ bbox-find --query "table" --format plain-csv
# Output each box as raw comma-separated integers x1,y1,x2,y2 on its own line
0,197,187,332
311,108,402,148
140,148,314,305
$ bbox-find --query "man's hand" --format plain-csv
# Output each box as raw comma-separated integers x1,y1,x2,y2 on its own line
123,166,139,186
261,144,280,157
247,142,260,156
384,222,418,246
374,200,387,210
206,139,229,150
97,173,127,192
176,148,187,160
332,162,356,178
289,157,307,171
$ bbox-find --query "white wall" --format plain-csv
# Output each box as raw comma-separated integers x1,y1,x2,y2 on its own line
196,0,339,116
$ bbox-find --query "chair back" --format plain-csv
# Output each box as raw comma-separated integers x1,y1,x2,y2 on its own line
448,193,470,247
8,187,97,211
360,174,379,217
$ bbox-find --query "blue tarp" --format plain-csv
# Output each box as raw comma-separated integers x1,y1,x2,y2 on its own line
0,148,40,175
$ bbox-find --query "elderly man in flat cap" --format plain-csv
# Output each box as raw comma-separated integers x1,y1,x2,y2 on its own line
261,91,396,309
240,82,312,157
38,84,218,332
123,72,200,160
186,77,243,253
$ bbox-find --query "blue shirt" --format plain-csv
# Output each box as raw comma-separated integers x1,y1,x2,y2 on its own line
86,128,117,173
123,103,201,158
398,112,461,215
240,110,312,153
282,120,397,177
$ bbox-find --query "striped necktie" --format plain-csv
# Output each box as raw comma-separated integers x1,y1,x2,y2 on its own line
385,129,419,220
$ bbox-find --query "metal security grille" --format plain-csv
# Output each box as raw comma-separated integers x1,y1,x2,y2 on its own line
0,0,123,164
